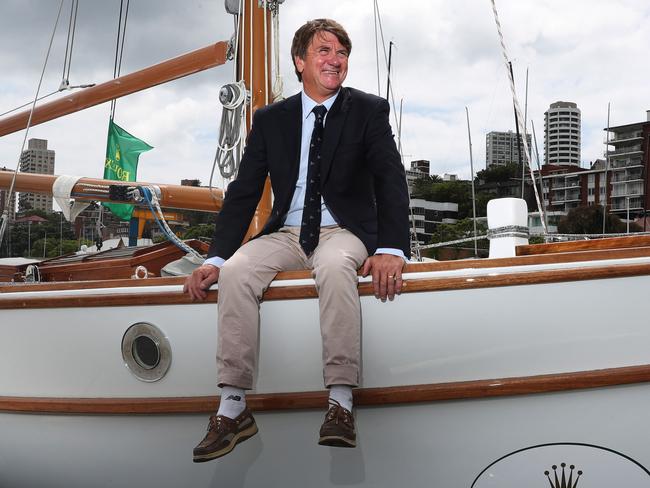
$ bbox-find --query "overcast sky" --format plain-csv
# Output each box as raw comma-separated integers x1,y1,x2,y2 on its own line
1,0,649,193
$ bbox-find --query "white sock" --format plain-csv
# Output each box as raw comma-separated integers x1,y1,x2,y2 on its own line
329,385,353,412
217,386,246,419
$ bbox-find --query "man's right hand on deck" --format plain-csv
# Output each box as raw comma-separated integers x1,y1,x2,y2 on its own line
183,264,220,301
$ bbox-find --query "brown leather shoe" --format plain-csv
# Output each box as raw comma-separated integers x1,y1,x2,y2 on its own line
318,400,356,448
193,409,258,462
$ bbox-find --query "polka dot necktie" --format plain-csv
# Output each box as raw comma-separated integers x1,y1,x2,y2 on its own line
300,105,327,256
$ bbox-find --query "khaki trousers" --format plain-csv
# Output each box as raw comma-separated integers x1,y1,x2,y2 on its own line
216,226,369,390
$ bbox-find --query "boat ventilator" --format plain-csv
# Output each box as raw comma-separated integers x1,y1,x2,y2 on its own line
121,322,171,382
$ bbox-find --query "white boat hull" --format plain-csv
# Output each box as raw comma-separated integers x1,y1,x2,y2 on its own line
2,257,650,486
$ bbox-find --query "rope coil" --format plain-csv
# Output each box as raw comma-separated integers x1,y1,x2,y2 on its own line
214,80,248,180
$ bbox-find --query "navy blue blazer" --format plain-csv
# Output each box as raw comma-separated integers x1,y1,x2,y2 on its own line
207,87,411,261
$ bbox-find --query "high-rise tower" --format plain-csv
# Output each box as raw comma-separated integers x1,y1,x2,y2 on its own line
18,138,55,213
544,101,581,166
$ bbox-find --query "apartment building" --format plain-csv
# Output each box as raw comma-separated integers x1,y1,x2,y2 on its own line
485,130,532,169
544,101,581,166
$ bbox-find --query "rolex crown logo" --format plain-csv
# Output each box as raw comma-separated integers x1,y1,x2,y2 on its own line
544,462,582,488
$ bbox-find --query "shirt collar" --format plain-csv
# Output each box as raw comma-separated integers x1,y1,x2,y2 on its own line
301,90,340,120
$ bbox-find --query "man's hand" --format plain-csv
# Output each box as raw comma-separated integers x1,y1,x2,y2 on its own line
361,254,405,302
183,264,220,301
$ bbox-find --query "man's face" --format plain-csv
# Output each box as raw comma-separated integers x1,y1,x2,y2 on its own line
294,30,349,103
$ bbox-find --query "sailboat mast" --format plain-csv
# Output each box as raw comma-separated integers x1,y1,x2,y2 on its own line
240,0,273,239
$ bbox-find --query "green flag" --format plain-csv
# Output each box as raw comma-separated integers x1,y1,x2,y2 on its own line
102,120,153,221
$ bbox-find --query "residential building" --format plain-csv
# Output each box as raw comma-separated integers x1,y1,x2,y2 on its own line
409,198,458,246
544,101,581,166
405,159,430,194
603,111,650,217
485,130,532,168
18,138,55,213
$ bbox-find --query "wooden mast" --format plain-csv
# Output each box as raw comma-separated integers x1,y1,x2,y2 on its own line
241,0,273,239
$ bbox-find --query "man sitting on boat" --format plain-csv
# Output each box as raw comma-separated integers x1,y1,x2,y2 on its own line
184,18,410,462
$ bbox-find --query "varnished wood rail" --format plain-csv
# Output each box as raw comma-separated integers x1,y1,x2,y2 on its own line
1,364,649,415
2,260,650,309
517,234,650,256
3,244,650,294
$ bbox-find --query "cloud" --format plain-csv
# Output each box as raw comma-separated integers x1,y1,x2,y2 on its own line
1,0,650,196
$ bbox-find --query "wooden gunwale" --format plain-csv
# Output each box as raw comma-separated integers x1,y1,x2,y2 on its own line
2,260,650,309
3,244,650,295
1,364,648,415
517,234,650,255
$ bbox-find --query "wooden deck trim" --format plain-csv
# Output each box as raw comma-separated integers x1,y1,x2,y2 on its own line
517,235,650,256
3,245,650,295
2,260,650,309
1,364,648,415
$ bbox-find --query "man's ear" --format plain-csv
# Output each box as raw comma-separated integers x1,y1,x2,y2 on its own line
294,56,305,74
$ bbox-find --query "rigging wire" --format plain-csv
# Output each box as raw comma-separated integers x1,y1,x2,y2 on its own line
490,0,547,235
102,0,129,231
0,90,61,118
60,0,79,88
109,0,130,120
0,0,92,119
373,1,401,137
373,0,424,259
0,0,66,248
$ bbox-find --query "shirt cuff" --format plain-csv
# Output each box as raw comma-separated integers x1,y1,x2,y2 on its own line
374,248,407,262
204,256,226,268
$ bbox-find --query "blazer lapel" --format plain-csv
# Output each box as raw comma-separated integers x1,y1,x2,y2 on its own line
320,88,351,184
280,93,303,181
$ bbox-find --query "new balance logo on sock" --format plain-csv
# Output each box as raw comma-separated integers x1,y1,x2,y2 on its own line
226,395,241,402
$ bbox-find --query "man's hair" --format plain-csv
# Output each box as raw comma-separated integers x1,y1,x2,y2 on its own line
291,19,352,82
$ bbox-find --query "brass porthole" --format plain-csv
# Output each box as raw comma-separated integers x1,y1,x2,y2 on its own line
121,322,171,382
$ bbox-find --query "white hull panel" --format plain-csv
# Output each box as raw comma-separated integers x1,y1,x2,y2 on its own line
1,385,649,487
2,274,650,397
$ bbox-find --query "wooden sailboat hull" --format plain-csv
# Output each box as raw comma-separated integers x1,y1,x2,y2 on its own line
2,248,650,486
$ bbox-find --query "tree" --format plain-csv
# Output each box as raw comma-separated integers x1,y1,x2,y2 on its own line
557,205,641,235
428,218,488,259
183,223,216,240
475,163,518,184
8,211,76,258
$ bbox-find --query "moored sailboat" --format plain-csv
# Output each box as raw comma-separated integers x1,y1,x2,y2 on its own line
2,1,650,487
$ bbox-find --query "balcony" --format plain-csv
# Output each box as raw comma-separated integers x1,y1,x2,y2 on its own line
610,201,644,211
611,173,643,183
609,159,643,169
607,145,643,156
605,131,642,144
